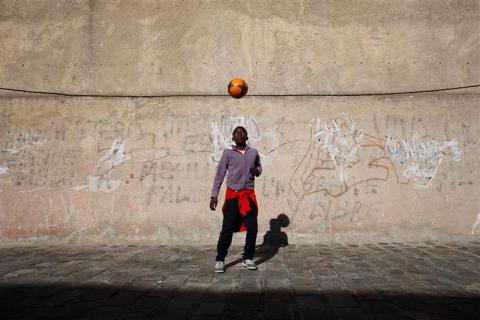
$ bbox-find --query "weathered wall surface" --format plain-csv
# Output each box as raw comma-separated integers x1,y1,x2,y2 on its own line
0,95,478,243
0,0,479,243
0,0,478,95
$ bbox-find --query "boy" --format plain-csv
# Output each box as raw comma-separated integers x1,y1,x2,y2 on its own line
210,126,262,273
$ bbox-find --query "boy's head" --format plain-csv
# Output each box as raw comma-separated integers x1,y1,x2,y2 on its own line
232,126,248,146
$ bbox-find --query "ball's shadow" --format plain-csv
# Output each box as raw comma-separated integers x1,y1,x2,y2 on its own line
225,214,289,269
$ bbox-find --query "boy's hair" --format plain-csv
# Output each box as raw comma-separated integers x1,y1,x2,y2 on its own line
232,126,247,135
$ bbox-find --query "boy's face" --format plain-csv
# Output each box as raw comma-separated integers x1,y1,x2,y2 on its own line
232,127,248,146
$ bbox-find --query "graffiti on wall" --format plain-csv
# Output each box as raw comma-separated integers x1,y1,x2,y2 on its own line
0,131,48,180
472,213,480,235
0,107,474,238
87,139,129,192
290,113,462,199
210,114,279,165
0,131,47,154
385,136,461,188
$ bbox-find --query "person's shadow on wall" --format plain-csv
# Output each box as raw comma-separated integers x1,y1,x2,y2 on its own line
225,214,289,269
255,213,289,265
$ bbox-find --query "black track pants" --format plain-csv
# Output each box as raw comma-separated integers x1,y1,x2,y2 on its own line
216,197,258,261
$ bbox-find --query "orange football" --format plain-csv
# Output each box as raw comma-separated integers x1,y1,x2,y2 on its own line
228,78,248,98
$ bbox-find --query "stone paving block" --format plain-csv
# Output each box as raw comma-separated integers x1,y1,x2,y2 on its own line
38,289,84,307
0,291,24,307
295,294,328,309
168,290,203,309
103,290,144,306
292,278,318,292
200,290,231,303
8,296,45,311
360,300,408,315
264,302,294,320
187,316,220,320
7,307,58,320
224,310,264,320
298,307,333,320
116,312,151,320
265,278,292,290
318,279,348,290
326,293,358,308
211,280,237,290
333,307,371,320
192,302,225,316
54,301,100,318
128,295,167,313
128,280,162,292
146,287,176,300
2,269,38,279
227,292,262,310
80,306,125,320
151,308,188,320
81,286,118,302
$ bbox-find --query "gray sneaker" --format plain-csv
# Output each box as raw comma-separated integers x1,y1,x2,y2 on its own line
242,259,257,270
214,261,225,273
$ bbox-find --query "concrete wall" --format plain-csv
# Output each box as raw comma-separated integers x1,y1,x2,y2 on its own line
1,0,478,95
0,0,479,243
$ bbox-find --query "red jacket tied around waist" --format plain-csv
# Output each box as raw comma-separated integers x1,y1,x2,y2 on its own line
222,187,258,232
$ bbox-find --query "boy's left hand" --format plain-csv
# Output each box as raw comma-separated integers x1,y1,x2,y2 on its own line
250,167,259,179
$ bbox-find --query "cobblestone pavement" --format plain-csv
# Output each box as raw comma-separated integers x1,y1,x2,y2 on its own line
1,241,479,319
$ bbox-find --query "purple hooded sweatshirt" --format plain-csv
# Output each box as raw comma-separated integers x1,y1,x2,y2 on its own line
211,146,262,198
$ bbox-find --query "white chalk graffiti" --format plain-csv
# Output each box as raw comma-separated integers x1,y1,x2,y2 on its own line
0,132,47,154
472,213,480,235
386,136,462,188
0,165,8,175
210,115,278,164
87,139,129,192
291,113,463,199
0,132,46,180
211,115,259,162
311,113,363,183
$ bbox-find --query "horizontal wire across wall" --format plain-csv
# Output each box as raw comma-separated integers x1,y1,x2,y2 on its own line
0,84,479,98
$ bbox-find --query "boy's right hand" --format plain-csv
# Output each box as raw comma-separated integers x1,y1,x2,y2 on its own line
210,197,218,211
